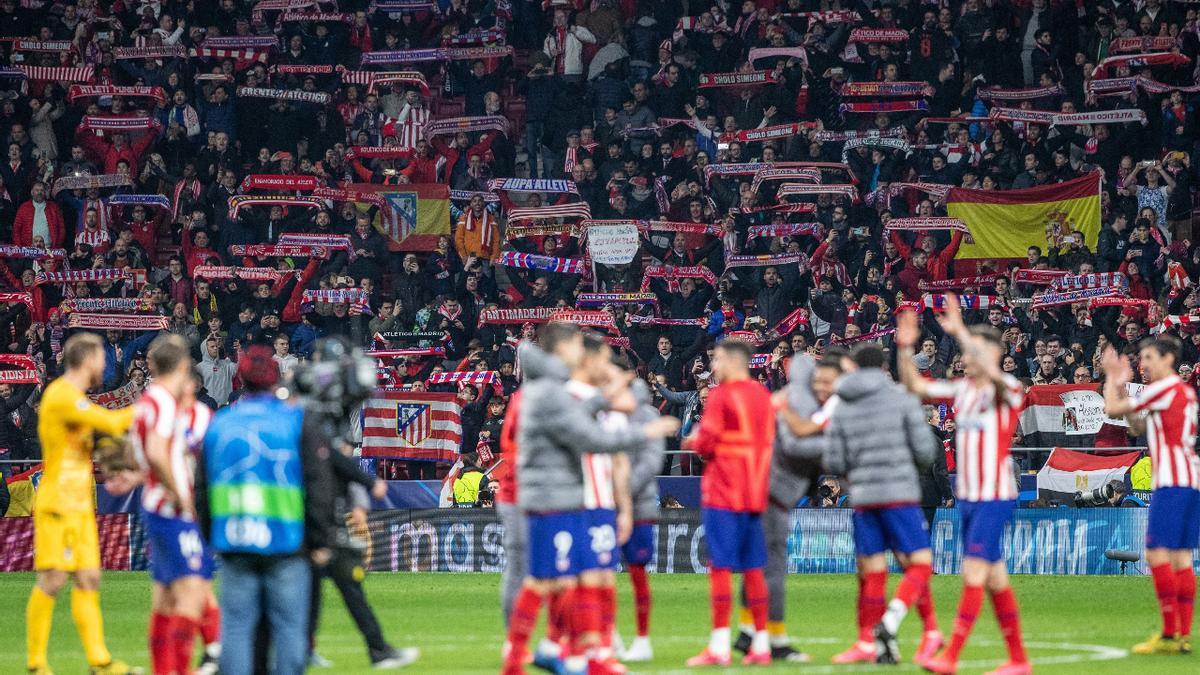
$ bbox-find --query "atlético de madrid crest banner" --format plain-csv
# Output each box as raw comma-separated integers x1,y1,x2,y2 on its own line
361,390,462,462
351,183,450,253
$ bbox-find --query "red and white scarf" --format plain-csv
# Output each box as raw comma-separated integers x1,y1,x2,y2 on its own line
884,217,970,234
463,208,495,247
67,313,168,331
477,308,556,328
427,371,498,385
507,202,591,224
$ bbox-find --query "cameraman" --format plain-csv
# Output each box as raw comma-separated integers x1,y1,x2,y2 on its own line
295,337,420,669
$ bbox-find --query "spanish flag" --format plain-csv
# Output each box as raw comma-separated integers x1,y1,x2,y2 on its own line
3,464,42,517
351,182,451,252
949,172,1102,259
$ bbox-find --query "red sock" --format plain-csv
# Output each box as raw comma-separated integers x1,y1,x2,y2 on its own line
149,612,175,675
504,587,543,664
859,570,888,642
629,564,651,637
943,585,984,662
200,601,220,646
547,588,566,643
1176,567,1196,637
743,568,768,632
1152,563,1180,637
990,588,1027,663
916,584,939,633
855,574,866,640
171,615,198,675
710,568,732,630
895,563,932,608
572,586,603,652
599,586,616,648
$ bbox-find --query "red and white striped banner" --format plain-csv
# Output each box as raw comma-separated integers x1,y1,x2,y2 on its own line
426,371,498,385
192,265,298,282
361,390,461,461
506,202,591,224
68,85,166,103
17,65,93,82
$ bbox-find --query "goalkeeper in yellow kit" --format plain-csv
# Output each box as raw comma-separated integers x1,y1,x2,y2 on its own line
27,333,138,675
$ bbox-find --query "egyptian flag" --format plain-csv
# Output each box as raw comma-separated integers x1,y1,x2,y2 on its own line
1036,448,1140,503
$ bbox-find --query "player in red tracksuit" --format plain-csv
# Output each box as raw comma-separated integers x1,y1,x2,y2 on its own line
684,340,776,667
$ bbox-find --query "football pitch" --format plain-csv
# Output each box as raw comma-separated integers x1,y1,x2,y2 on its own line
1,572,1196,674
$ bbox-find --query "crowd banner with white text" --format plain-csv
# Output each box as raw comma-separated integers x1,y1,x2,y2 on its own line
3,508,1194,575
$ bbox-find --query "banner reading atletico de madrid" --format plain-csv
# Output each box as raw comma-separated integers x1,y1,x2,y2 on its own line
350,183,450,252
949,173,1102,259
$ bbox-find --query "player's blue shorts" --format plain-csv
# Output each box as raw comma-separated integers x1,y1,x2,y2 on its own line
959,499,1016,563
1146,487,1200,550
620,522,656,566
852,505,930,556
580,508,619,572
527,510,588,579
702,508,766,572
143,511,214,585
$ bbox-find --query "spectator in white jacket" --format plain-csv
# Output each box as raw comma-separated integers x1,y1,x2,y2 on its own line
543,8,595,82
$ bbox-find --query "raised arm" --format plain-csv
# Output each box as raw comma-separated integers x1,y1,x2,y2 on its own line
894,309,931,398
1100,346,1136,417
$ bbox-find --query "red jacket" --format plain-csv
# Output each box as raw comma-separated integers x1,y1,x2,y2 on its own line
429,131,496,183
13,199,66,248
891,230,963,283
689,378,775,513
76,123,159,175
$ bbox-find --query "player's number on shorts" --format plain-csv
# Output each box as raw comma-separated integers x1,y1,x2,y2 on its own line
553,531,573,572
589,524,616,555
178,530,204,559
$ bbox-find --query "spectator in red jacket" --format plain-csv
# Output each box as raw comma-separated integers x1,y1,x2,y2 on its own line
75,120,162,175
429,130,496,184
13,181,66,248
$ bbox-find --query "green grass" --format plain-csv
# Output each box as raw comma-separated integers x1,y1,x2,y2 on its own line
1,572,1196,674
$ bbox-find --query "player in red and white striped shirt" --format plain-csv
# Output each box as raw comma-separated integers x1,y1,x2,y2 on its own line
897,295,1029,675
128,335,220,675
1103,336,1200,655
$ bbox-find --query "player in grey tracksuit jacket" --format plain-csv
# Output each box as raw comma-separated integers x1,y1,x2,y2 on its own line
823,367,934,507
515,342,651,515
824,356,936,664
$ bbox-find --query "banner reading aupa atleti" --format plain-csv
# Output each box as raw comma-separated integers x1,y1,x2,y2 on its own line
949,172,1102,259
352,183,450,252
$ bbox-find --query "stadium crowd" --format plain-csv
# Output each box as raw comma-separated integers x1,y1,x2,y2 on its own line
1,0,1200,483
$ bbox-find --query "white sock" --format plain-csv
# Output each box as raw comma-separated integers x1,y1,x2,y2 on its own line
769,634,791,648
206,642,221,658
751,630,770,654
738,621,755,636
881,598,909,635
564,655,587,672
709,627,731,656
535,638,560,657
